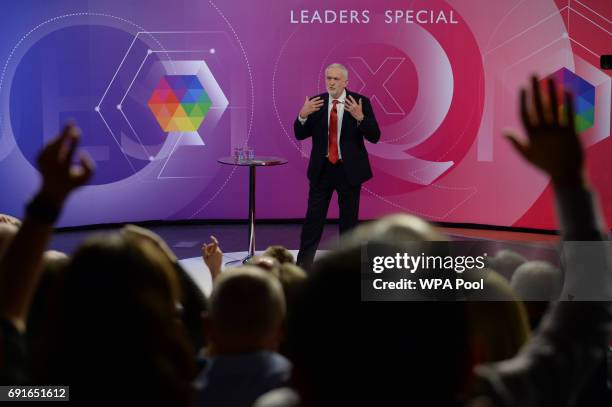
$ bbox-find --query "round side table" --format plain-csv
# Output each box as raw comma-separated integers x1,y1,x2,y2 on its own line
217,156,288,265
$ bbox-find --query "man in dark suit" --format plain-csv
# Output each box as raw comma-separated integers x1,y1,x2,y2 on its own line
294,63,381,268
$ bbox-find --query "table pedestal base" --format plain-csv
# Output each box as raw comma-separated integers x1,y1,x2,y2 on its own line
225,253,255,266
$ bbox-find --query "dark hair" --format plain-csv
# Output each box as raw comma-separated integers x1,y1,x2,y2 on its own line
43,233,196,405
287,243,469,406
26,253,69,378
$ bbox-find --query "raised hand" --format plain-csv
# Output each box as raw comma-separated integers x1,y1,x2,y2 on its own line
37,123,94,205
345,95,364,122
299,96,324,119
202,235,223,281
0,122,94,331
505,76,584,188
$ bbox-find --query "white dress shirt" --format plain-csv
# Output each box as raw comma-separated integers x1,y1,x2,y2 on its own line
297,90,347,160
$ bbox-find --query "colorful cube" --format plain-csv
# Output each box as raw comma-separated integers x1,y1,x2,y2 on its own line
148,75,212,132
544,67,595,133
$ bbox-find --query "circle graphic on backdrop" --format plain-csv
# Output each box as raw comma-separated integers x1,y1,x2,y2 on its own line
273,0,484,199
10,24,165,185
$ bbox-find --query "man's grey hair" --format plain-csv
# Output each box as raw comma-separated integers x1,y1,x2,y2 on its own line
325,63,348,80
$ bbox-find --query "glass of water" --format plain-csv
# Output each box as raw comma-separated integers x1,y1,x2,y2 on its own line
233,147,244,163
246,147,255,161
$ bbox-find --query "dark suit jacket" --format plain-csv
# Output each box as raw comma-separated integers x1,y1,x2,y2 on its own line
294,90,380,186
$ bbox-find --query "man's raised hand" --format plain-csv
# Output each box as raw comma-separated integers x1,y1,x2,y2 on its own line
299,96,324,119
345,95,364,122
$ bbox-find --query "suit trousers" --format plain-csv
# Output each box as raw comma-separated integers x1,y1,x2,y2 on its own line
297,160,361,268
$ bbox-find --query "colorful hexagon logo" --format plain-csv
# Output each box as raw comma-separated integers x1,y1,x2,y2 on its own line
147,75,212,132
544,67,595,133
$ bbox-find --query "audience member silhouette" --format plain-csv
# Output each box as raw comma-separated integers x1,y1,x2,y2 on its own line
194,266,290,407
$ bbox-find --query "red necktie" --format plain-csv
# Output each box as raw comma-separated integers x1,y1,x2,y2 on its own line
328,99,339,164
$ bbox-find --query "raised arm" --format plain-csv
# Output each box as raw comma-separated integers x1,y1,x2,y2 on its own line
475,77,611,407
202,235,223,282
0,124,94,332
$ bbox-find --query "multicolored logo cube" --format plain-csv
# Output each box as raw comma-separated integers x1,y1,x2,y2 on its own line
544,67,595,133
147,75,212,132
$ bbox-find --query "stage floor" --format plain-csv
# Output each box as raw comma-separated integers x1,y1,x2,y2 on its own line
49,222,562,297
50,222,560,261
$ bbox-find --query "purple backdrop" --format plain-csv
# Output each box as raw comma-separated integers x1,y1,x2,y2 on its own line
0,0,610,228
